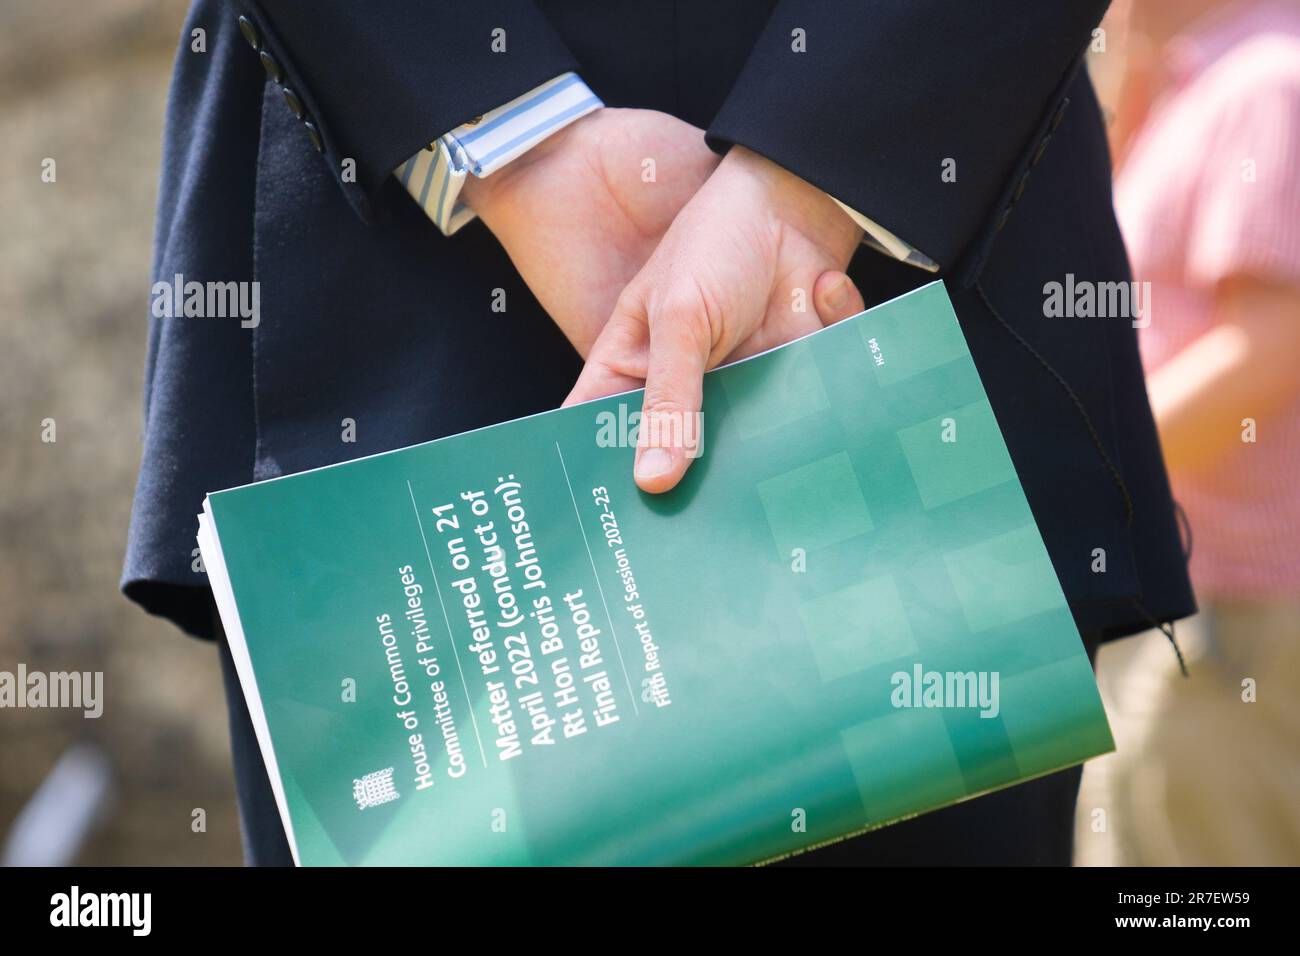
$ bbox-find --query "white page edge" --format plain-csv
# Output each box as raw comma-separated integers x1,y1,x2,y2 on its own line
199,499,302,866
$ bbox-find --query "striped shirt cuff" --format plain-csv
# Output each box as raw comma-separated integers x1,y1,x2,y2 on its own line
395,73,604,236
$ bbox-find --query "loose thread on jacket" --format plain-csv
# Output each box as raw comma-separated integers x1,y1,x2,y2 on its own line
975,281,1135,527
1132,598,1190,678
975,281,1188,675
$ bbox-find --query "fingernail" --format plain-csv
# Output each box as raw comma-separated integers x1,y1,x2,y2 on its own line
826,275,850,310
635,447,673,481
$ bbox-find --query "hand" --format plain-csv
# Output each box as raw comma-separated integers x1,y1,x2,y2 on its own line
461,108,720,358
564,146,864,493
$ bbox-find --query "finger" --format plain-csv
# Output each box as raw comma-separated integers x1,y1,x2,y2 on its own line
564,356,644,408
635,305,711,494
564,308,650,407
813,270,865,325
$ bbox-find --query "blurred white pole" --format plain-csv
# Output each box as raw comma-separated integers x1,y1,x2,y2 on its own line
2,742,113,866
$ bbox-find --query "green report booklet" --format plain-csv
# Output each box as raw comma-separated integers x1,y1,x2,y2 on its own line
198,281,1113,866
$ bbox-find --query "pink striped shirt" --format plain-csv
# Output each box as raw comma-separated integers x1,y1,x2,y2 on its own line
1117,0,1300,598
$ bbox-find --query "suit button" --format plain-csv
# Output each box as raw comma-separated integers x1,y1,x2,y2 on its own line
259,50,282,83
281,87,304,119
1051,96,1071,132
1011,173,1029,205
1031,133,1052,167
237,16,259,50
303,120,324,153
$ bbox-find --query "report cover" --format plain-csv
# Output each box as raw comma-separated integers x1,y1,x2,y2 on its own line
198,281,1113,866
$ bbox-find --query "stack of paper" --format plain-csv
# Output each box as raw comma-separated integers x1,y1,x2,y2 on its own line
199,281,1112,866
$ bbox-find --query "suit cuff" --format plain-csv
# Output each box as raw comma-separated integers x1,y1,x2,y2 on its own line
396,73,603,235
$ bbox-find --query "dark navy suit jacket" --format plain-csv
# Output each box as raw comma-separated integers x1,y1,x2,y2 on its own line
124,0,1195,642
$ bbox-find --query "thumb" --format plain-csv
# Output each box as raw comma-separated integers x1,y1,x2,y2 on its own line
635,311,710,494
813,270,865,325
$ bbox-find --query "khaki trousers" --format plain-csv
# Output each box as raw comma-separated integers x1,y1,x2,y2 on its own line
1075,600,1300,866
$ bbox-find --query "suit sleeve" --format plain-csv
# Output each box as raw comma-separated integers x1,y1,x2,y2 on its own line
231,1,578,222
705,0,1111,283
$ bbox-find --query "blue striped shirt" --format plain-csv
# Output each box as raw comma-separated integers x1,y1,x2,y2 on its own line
395,72,603,235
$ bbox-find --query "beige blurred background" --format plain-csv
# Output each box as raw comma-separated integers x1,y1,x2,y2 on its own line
0,0,241,865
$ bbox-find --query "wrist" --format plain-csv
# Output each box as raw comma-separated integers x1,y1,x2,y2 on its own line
722,146,864,259
459,113,587,221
